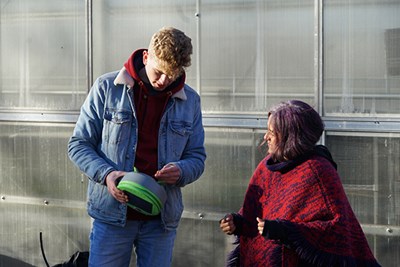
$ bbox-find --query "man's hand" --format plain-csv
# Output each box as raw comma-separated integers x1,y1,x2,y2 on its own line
154,163,180,185
105,170,128,203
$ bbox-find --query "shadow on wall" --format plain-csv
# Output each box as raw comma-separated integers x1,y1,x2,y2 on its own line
0,254,35,267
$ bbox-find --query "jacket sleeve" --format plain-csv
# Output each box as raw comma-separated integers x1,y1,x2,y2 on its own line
67,77,115,184
174,92,206,187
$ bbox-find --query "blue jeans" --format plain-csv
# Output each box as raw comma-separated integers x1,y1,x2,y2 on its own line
89,219,177,267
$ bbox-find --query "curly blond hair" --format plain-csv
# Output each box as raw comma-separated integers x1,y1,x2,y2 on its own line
148,27,193,79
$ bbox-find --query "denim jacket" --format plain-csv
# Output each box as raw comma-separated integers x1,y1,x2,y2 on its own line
68,70,206,230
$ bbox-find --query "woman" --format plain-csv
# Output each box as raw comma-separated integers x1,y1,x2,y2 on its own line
220,100,381,267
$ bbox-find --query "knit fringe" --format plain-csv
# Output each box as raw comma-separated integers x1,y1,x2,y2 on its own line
282,221,382,267
225,236,240,267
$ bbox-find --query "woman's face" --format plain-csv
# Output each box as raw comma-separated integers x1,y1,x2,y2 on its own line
264,119,277,155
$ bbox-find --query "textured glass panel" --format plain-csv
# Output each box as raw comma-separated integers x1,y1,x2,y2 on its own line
326,133,400,266
324,0,400,115
178,127,266,267
173,218,236,267
2,0,399,265
0,122,86,200
92,0,314,113
0,204,89,266
92,0,197,86
0,0,87,110
200,0,314,112
182,127,266,214
369,235,400,267
0,122,89,266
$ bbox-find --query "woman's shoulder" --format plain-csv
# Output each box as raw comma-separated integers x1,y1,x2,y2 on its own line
250,157,272,181
304,155,340,182
308,154,337,169
257,156,270,170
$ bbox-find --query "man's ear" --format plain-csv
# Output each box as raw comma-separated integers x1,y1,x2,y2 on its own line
143,50,148,65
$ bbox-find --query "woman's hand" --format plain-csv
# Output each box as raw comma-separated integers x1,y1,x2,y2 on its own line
256,217,265,235
220,214,237,235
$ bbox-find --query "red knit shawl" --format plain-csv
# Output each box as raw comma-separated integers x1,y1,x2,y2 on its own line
239,155,380,267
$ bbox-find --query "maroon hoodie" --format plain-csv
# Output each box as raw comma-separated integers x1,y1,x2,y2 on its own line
123,49,185,220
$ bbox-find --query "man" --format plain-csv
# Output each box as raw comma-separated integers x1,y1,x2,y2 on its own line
68,27,206,267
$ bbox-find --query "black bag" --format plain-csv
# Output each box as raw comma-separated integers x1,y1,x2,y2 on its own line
52,251,89,267
40,232,89,267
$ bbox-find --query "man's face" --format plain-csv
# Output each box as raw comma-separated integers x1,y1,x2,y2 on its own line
143,50,177,91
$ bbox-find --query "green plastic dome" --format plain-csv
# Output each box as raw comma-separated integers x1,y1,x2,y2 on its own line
117,172,167,216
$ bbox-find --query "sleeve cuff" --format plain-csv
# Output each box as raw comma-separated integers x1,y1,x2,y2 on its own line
262,219,288,242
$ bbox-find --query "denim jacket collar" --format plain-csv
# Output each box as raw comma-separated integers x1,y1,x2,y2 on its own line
114,67,187,101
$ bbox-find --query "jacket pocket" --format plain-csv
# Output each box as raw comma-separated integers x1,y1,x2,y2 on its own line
87,181,125,223
162,186,183,228
103,109,132,144
168,121,193,158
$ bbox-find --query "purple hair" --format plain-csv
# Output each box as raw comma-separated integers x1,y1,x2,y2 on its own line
267,100,324,162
